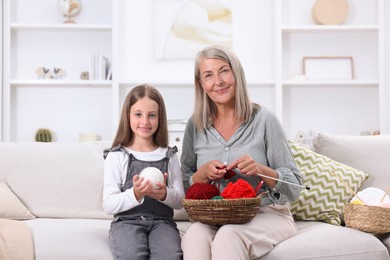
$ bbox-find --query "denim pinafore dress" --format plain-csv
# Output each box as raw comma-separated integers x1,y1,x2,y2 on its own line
104,145,178,220
104,145,183,260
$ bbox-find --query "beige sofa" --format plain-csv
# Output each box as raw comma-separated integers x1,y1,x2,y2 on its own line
0,133,389,260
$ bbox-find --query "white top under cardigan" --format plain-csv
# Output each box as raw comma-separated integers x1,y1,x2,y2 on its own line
103,147,184,215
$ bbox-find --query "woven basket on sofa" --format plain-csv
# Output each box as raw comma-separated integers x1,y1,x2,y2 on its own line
182,196,261,226
344,203,390,234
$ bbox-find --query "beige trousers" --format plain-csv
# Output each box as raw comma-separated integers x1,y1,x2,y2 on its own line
181,204,297,260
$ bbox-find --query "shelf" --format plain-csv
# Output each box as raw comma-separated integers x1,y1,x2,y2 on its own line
2,0,387,142
282,25,378,33
283,80,379,86
10,23,112,31
118,80,275,87
118,80,194,86
10,79,112,86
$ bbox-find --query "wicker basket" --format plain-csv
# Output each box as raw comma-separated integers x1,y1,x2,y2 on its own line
344,203,390,234
182,196,261,226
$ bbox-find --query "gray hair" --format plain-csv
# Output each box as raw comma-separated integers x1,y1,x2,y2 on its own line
192,45,258,131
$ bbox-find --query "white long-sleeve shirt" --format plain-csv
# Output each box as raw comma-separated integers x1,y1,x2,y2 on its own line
103,146,184,215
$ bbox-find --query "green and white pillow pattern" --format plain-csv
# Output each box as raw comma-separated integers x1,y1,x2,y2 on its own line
288,141,368,225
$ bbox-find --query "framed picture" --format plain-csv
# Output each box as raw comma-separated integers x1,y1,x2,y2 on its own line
153,0,232,60
302,56,354,80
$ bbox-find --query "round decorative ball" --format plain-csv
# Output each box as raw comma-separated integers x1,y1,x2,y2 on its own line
139,167,164,190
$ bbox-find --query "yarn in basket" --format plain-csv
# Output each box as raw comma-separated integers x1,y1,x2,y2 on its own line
221,179,256,199
185,183,220,199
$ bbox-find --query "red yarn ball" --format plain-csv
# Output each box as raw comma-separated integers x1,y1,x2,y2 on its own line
185,183,220,199
221,179,256,199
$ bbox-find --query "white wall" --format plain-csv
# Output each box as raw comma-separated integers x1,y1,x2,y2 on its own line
116,0,385,139
0,1,3,140
385,0,390,133
117,0,273,83
116,0,277,131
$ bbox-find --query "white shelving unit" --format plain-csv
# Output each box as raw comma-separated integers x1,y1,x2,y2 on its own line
276,0,386,139
1,0,388,142
2,0,113,142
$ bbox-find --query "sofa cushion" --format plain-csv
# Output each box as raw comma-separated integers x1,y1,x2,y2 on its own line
260,221,390,260
289,141,368,225
25,218,112,260
0,142,112,219
176,220,191,238
0,181,35,220
313,133,390,190
174,208,189,221
378,234,390,255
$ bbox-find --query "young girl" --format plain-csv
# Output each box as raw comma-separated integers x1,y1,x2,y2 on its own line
103,84,184,260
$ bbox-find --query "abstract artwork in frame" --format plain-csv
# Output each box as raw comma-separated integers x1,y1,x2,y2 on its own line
154,0,232,60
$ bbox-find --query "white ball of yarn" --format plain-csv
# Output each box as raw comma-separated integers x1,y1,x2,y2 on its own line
139,167,164,190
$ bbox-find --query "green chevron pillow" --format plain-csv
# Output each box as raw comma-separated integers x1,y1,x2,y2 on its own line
288,141,368,225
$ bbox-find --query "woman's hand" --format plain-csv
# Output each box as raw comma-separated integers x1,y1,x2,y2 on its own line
227,155,278,187
193,160,227,183
227,154,263,176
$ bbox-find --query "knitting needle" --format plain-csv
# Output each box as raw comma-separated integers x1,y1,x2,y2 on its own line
330,171,365,204
380,187,390,202
254,180,264,194
256,173,310,190
225,164,309,190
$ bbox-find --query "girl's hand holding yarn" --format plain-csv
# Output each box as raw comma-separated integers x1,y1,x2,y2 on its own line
149,173,168,201
132,174,153,201
139,167,164,190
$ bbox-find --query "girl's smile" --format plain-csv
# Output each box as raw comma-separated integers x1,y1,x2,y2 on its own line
129,97,159,142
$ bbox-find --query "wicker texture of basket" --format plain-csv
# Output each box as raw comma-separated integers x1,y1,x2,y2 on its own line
344,203,390,234
182,196,261,226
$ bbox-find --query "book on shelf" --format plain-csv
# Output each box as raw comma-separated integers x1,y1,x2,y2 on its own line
89,54,110,80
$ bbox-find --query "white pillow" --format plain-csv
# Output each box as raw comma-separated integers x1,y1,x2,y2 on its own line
313,133,390,190
0,181,36,220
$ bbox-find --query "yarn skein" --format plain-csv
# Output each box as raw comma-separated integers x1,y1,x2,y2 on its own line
185,183,220,199
221,179,256,199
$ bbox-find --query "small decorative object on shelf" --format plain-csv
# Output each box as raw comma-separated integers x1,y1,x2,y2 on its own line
303,56,354,80
36,67,51,79
312,0,349,25
35,128,53,142
52,67,66,79
57,0,82,24
80,71,89,80
36,67,66,79
79,133,99,142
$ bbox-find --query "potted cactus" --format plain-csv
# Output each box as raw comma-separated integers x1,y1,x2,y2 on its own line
35,128,53,142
